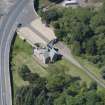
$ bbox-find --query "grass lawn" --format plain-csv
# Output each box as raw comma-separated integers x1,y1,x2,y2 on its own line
49,59,92,86
75,56,105,90
76,56,102,79
11,36,97,93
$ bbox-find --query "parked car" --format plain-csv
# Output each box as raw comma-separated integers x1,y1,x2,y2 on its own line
17,23,22,28
63,0,78,6
47,38,59,49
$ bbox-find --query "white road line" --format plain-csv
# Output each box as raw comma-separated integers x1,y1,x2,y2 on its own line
0,0,29,105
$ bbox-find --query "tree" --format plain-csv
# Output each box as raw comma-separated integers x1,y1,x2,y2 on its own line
86,38,97,55
15,66,105,105
101,67,105,79
15,86,30,105
46,65,72,92
89,81,97,90
18,64,31,81
72,41,81,55
15,84,47,105
42,9,62,25
54,93,71,105
85,90,101,105
34,0,39,11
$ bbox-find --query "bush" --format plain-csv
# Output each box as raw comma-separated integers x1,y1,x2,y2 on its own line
18,65,31,81
101,67,105,79
89,81,97,90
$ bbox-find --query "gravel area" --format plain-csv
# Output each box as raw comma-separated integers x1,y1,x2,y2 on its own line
17,1,56,46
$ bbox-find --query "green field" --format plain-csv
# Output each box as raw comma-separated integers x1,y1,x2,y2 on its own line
51,59,92,85
76,56,104,80
75,56,105,90
11,36,48,88
11,36,95,93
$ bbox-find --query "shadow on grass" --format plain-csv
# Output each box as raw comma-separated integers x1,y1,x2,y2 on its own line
9,31,17,105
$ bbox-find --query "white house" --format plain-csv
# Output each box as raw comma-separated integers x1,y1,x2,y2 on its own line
33,43,61,64
62,0,78,6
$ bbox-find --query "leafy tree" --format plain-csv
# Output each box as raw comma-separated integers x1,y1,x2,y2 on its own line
15,64,105,105
101,67,105,79
34,0,39,11
18,64,31,81
46,65,72,92
45,5,105,68
72,41,81,56
42,9,62,25
89,81,97,90
54,93,71,105
86,37,97,55
85,90,101,105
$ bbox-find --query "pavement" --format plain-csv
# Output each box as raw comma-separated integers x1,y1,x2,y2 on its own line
17,2,56,46
0,0,31,105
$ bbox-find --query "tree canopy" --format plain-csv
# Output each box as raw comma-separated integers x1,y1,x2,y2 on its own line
40,5,105,68
15,65,105,105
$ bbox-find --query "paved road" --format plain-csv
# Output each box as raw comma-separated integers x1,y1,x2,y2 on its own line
0,0,18,16
0,0,30,105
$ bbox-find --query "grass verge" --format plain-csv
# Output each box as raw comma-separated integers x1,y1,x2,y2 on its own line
50,59,92,86
75,56,105,90
11,36,95,95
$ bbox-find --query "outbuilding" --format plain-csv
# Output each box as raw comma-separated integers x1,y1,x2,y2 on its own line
33,43,61,64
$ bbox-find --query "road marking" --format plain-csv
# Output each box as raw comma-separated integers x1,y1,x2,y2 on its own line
0,0,29,105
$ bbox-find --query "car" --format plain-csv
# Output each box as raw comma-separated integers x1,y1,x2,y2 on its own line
17,23,22,28
49,38,59,45
47,38,59,48
53,38,59,44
